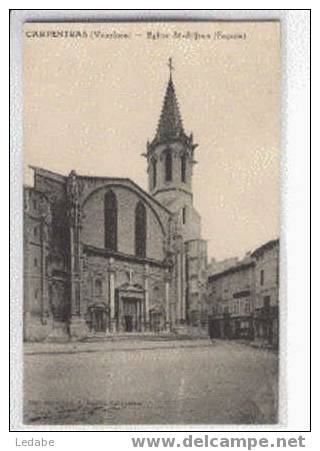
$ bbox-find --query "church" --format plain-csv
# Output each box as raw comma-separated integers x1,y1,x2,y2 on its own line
23,63,208,341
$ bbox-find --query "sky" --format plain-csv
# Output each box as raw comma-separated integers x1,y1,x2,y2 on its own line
23,22,281,261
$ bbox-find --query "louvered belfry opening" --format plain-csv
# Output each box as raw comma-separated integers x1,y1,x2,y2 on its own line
164,149,173,182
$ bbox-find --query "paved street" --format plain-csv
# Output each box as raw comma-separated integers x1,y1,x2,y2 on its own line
24,340,278,425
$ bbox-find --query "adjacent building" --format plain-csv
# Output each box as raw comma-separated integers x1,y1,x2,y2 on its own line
208,258,255,339
251,239,280,347
208,257,240,277
207,239,280,346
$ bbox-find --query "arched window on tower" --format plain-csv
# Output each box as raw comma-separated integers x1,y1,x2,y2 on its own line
135,201,146,258
105,190,117,251
164,149,172,182
152,158,157,189
181,154,187,183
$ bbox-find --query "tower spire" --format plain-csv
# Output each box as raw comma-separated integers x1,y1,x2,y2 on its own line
146,59,198,202
153,58,186,144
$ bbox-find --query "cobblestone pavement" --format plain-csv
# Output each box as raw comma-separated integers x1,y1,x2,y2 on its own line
24,340,278,426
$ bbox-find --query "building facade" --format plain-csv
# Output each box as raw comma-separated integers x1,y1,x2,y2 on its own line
208,260,255,340
23,67,208,341
251,239,280,347
207,239,280,346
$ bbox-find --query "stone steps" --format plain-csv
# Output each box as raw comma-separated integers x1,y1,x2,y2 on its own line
81,332,202,343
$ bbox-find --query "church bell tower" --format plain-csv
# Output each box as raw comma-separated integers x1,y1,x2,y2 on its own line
144,59,208,332
145,58,198,215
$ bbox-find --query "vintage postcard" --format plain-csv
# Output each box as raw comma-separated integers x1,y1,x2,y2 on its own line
22,21,281,427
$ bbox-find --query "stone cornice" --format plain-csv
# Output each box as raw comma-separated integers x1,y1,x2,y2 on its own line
83,244,168,269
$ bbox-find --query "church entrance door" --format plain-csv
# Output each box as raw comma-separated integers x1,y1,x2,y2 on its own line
122,298,139,332
124,315,133,332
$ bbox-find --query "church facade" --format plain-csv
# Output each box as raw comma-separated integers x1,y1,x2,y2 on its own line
23,68,208,341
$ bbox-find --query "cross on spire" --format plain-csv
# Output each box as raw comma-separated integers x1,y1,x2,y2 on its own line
168,57,174,80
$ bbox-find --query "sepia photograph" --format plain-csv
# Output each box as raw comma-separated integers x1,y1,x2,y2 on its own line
20,20,281,427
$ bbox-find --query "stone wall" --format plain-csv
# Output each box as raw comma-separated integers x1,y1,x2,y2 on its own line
185,239,208,328
23,187,54,341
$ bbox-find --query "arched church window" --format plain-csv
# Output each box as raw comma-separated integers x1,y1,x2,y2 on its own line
181,154,187,183
152,158,157,189
164,149,172,182
135,201,146,258
95,279,103,296
105,190,117,251
182,206,187,225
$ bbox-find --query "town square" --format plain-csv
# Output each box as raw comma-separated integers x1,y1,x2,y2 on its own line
24,339,278,425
